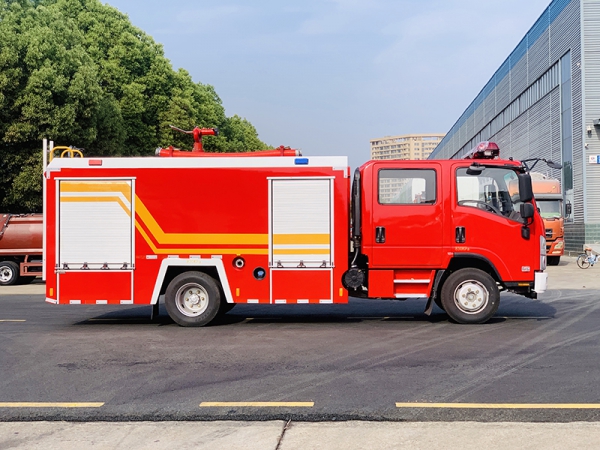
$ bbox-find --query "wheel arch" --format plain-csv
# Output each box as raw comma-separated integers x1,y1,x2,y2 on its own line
150,258,233,305
440,254,503,289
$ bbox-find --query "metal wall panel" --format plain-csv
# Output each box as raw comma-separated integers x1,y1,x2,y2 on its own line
529,30,550,82
583,0,600,222
510,57,529,101
528,95,553,162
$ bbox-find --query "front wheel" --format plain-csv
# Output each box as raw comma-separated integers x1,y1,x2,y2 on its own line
440,268,500,324
577,254,590,269
165,271,221,327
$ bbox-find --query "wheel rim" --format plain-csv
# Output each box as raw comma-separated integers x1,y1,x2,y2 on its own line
0,266,14,283
453,279,489,314
175,282,210,317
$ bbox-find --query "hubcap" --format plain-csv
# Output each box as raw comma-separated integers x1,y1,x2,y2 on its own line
454,280,489,314
175,283,209,317
0,267,14,283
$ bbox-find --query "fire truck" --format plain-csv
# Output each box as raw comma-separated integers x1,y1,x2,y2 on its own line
530,172,564,266
43,133,548,326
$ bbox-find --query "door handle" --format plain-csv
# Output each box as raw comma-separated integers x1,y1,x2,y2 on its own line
375,226,386,243
455,226,466,243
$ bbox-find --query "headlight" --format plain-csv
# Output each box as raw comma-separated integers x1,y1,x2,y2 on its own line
540,235,547,270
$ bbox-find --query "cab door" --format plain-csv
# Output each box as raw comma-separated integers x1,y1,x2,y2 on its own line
370,164,443,268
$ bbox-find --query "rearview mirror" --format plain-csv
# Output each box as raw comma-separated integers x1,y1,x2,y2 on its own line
520,203,535,219
518,173,533,203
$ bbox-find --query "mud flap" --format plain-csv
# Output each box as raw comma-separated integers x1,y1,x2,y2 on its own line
423,270,445,316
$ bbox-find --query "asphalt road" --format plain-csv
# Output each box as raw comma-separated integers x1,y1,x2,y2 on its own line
1,257,600,423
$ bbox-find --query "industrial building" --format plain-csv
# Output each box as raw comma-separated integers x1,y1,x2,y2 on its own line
370,134,445,161
430,0,600,252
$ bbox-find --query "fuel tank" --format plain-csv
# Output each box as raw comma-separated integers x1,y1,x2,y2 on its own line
0,214,43,254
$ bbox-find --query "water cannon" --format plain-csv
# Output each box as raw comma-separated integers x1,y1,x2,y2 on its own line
169,125,219,152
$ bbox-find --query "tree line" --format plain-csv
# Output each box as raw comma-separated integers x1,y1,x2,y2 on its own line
0,0,271,212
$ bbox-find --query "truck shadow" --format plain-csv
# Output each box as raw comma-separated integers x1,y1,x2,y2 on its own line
74,295,557,327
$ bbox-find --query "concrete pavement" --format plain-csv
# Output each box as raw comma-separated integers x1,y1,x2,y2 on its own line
2,421,600,449
1,256,598,449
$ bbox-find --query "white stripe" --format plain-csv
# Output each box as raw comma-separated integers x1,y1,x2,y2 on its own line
48,156,348,170
96,300,108,304
69,300,81,304
247,299,259,304
120,300,134,305
297,299,310,304
319,299,333,304
395,294,428,298
275,299,287,304
394,279,431,283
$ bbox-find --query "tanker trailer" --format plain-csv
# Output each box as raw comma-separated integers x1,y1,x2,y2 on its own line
0,214,43,286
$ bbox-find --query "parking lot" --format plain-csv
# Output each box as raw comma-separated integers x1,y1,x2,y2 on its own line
2,256,600,447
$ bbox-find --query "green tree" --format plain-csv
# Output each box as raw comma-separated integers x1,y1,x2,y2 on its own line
0,0,270,213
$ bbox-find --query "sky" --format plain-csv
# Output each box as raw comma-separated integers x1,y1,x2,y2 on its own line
105,0,552,168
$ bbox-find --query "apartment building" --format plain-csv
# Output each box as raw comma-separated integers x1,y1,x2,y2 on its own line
370,134,445,160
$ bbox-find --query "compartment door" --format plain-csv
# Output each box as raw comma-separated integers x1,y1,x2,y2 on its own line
269,178,333,303
56,179,134,304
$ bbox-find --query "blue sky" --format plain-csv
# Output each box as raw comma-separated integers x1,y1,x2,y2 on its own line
105,0,551,168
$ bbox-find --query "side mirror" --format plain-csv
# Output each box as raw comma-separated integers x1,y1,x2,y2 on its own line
518,173,533,203
565,203,572,216
520,202,535,219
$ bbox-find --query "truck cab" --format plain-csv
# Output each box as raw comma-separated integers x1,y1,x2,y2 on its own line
345,146,547,324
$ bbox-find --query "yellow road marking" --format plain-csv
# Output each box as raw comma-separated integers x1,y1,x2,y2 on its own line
200,402,314,407
0,320,26,322
396,403,600,409
0,402,104,408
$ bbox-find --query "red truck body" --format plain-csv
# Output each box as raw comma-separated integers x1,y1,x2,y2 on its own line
43,144,547,325
0,213,43,285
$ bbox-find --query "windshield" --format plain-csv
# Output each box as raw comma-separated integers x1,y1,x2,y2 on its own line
456,167,522,221
537,199,562,219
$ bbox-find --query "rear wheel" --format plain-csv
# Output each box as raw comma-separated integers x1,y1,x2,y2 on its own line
165,272,221,327
441,268,499,324
547,256,560,266
0,261,19,286
577,254,590,269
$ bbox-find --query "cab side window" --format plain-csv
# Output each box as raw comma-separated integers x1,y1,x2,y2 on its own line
378,169,436,205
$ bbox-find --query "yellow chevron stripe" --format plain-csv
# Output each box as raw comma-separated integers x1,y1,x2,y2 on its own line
60,181,131,202
273,234,330,244
60,196,131,217
135,221,268,255
135,196,267,245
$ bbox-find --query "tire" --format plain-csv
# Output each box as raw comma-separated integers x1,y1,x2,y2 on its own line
577,254,590,269
547,256,560,266
440,268,500,324
0,261,20,286
165,271,221,327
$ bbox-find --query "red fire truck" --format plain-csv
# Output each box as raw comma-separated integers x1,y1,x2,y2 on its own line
44,135,548,326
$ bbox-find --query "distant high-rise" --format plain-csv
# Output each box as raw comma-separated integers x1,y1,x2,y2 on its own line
370,134,445,160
